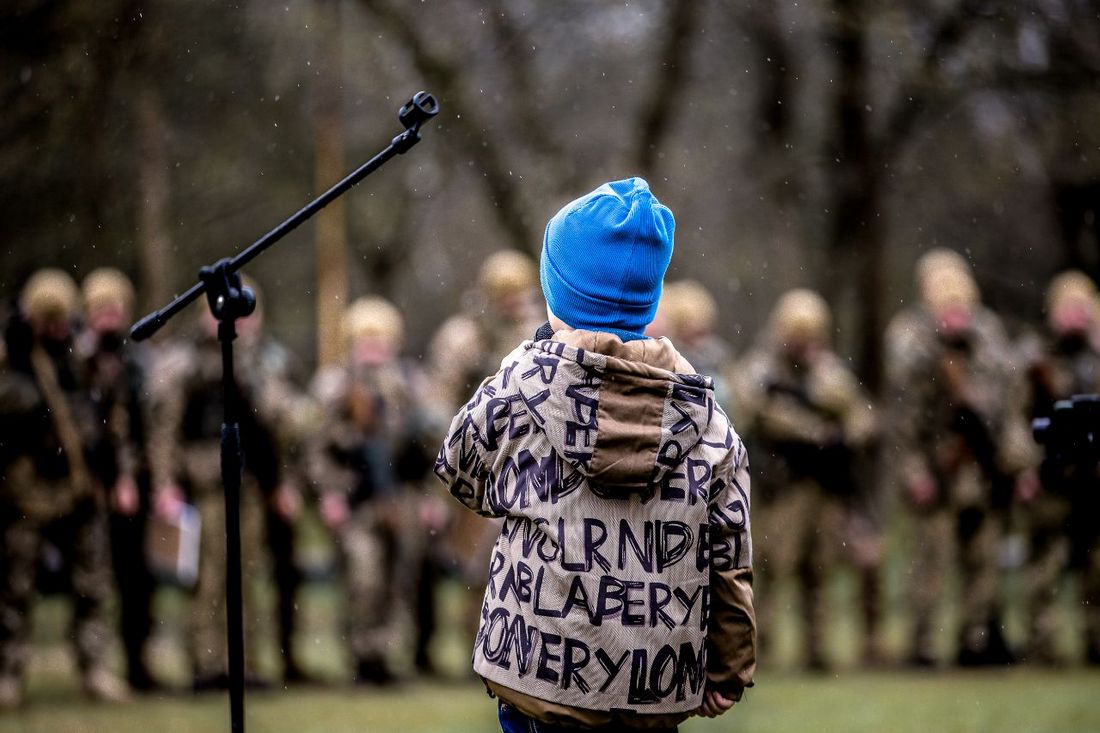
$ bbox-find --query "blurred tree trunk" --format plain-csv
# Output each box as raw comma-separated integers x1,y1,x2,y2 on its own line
361,0,535,251
823,0,884,389
634,0,701,177
744,1,809,278
1055,182,1100,281
823,0,980,389
314,0,348,366
136,88,173,310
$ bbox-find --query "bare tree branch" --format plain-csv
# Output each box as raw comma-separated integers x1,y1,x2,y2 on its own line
360,0,535,251
877,0,985,161
485,2,558,165
634,0,701,176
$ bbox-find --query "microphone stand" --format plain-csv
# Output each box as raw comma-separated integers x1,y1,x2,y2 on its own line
131,91,439,733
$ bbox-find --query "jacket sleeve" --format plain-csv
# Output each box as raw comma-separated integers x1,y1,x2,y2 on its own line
433,375,500,517
705,433,756,701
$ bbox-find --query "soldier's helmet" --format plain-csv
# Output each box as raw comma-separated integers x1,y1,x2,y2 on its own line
1046,270,1098,330
1047,270,1096,313
663,280,718,338
772,289,831,343
921,264,979,316
479,250,537,301
343,296,404,350
20,269,80,324
82,267,135,317
916,248,970,286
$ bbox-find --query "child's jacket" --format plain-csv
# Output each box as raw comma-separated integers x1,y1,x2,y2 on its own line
436,329,755,725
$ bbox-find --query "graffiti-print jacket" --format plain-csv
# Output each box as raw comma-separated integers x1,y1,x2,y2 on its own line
436,329,755,726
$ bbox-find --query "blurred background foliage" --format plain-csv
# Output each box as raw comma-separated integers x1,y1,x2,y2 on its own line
2,0,1099,377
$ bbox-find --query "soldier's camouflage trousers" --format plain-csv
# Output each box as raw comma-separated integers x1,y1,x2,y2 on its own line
0,496,113,686
1086,538,1100,660
1026,492,1100,662
908,503,1000,661
754,481,847,666
190,483,265,680
338,505,403,663
1024,494,1072,662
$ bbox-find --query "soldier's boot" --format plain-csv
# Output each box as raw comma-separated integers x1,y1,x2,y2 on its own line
907,618,937,668
0,676,22,711
123,644,162,692
859,567,887,667
1024,611,1061,666
83,668,131,703
802,566,829,672
957,620,1015,667
354,656,397,687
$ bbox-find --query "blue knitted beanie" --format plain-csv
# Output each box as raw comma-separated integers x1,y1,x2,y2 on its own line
540,177,675,342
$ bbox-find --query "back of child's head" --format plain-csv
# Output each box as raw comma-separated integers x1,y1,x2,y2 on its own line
540,177,675,342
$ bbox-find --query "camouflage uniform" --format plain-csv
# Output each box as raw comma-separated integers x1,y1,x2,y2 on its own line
78,268,159,690
1019,271,1100,663
0,270,129,707
310,296,438,682
148,316,282,687
242,328,317,684
426,251,543,632
885,251,1028,665
735,290,876,668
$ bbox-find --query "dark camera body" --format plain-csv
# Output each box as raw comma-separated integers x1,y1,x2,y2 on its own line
1033,394,1100,468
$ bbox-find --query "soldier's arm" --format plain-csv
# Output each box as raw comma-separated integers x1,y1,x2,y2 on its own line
818,360,876,449
307,411,360,499
996,343,1043,477
147,353,187,494
305,408,363,530
705,435,755,705
735,352,836,445
106,376,139,486
884,321,936,492
428,316,485,411
0,368,40,466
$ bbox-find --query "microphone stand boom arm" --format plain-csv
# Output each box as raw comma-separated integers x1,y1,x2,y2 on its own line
129,91,438,733
131,91,439,342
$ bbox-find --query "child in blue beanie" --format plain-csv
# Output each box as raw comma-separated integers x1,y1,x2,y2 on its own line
436,178,755,732
540,177,675,342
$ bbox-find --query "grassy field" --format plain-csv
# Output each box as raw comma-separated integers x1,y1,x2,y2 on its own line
3,514,1099,732
5,665,1100,733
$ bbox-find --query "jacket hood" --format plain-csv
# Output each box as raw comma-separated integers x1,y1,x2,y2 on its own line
508,329,716,495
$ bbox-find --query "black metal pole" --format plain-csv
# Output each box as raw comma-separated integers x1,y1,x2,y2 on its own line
218,315,246,733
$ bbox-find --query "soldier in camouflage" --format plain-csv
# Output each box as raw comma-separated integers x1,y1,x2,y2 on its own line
311,296,440,683
428,250,544,411
0,270,130,708
885,249,1029,666
1018,271,1100,664
149,296,283,691
734,289,877,669
77,268,161,691
659,280,736,410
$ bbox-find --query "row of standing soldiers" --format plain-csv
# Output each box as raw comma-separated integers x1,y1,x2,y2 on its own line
2,246,1099,709
716,249,1100,670
0,252,541,708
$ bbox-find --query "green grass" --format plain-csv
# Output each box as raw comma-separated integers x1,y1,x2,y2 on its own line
5,667,1100,733
4,511,1100,732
